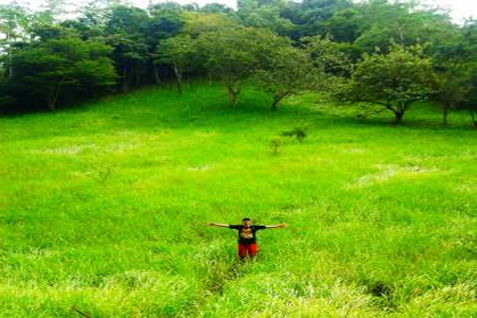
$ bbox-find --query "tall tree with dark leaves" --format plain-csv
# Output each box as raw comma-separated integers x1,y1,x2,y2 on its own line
104,5,151,91
10,32,116,110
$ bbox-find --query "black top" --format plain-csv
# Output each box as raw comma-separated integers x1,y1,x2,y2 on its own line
229,225,266,244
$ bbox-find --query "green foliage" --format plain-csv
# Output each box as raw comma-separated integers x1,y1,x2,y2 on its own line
284,0,353,38
353,1,456,53
254,44,321,110
0,3,29,42
10,35,116,110
198,26,288,106
147,2,184,40
237,0,294,35
181,11,239,38
344,45,437,123
103,5,151,92
154,34,198,94
302,35,352,76
431,20,477,126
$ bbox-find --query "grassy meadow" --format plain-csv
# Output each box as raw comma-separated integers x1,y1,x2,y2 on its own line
1,82,476,317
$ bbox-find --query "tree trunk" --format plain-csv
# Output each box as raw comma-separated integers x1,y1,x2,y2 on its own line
47,87,60,111
443,102,456,125
443,105,449,125
393,110,404,124
135,62,140,87
6,34,13,79
173,62,182,95
153,65,161,85
122,67,129,93
8,63,14,79
392,102,406,124
470,110,477,128
228,85,238,107
272,92,290,111
227,79,241,107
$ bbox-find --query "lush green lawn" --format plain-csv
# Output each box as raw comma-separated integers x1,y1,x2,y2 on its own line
1,83,476,317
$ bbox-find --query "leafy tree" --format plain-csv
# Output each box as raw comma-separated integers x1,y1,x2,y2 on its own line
200,3,234,15
199,26,287,106
11,35,116,110
154,34,197,94
254,44,322,110
280,0,353,38
303,35,351,77
340,45,436,124
459,20,477,127
147,2,184,39
462,71,477,127
237,0,294,35
147,2,186,84
430,20,477,125
353,1,456,53
432,42,473,124
104,5,151,91
0,3,30,79
325,7,362,42
181,11,238,38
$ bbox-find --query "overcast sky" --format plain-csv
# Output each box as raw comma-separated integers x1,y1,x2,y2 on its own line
1,0,476,23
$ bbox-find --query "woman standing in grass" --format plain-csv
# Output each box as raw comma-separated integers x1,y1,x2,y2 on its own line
207,218,287,260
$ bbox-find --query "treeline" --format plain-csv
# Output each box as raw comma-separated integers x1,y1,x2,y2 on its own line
0,0,476,125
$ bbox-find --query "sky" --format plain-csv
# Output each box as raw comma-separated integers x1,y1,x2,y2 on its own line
1,0,476,23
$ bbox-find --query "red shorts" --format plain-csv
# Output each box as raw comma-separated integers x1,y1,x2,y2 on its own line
238,243,257,258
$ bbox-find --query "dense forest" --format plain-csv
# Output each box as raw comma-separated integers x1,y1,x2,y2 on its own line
0,0,476,125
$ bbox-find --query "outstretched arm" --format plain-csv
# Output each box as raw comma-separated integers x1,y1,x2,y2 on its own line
207,222,229,228
265,223,287,229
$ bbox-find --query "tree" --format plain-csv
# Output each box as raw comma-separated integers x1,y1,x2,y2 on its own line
325,7,362,42
431,19,477,125
457,66,477,128
435,68,472,125
147,2,184,39
0,3,30,79
254,44,322,110
11,35,117,110
280,0,353,38
459,20,477,127
237,0,294,35
181,11,238,38
154,34,198,94
200,3,234,15
104,5,151,91
198,26,288,106
353,1,456,53
341,45,436,124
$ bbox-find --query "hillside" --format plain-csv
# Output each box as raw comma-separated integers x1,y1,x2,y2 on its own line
1,84,476,317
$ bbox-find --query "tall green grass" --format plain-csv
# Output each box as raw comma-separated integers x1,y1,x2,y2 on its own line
1,83,476,317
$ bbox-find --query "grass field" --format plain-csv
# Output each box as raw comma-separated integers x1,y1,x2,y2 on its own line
1,82,476,317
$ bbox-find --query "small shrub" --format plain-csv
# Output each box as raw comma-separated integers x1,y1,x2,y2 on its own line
270,137,282,155
281,127,307,143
